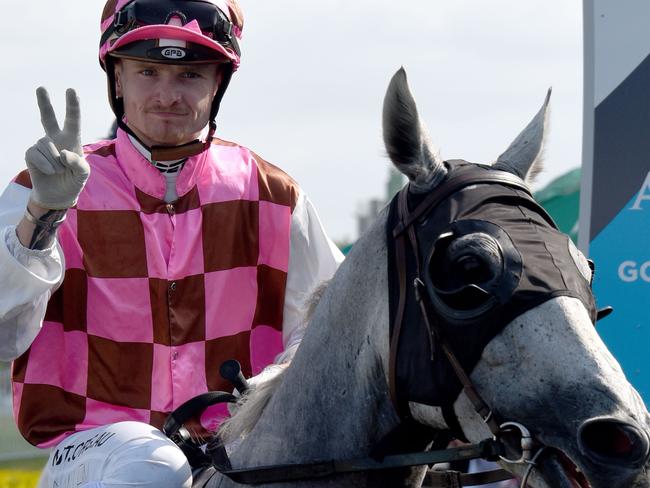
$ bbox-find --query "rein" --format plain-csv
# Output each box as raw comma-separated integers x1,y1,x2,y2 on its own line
167,367,518,487
176,167,563,487
210,439,510,485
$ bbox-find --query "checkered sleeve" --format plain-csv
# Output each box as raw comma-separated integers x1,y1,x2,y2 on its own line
0,173,64,360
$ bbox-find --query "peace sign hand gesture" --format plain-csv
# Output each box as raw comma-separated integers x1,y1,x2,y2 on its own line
24,87,90,210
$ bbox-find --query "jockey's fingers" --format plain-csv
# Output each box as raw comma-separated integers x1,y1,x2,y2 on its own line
63,88,81,137
36,87,61,137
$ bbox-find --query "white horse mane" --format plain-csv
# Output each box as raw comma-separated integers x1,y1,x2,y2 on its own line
218,281,331,443
218,365,287,443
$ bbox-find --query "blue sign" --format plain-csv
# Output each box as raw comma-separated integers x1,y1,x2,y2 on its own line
582,1,650,403
591,181,650,398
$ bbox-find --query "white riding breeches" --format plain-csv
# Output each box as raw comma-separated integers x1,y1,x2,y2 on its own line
37,421,192,488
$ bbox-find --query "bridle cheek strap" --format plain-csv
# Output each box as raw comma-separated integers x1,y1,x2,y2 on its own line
389,184,502,436
388,167,535,436
388,188,414,419
412,278,501,436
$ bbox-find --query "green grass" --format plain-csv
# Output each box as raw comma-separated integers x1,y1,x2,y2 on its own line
0,457,45,471
0,416,46,472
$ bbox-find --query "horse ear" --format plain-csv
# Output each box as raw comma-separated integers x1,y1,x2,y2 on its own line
493,89,551,184
382,68,447,192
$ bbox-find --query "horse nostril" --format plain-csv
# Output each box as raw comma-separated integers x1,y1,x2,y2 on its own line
578,419,650,466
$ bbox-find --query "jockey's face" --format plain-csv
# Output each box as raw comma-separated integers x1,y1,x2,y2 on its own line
114,59,221,148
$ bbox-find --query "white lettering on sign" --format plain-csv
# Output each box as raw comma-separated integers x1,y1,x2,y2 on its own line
618,260,650,282
630,171,650,210
161,47,186,59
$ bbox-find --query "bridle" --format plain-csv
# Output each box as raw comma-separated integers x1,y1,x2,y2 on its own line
388,163,551,487
385,160,609,487
170,162,607,487
167,363,516,487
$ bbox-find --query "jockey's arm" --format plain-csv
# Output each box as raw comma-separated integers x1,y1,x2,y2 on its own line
0,88,87,362
0,186,343,365
0,180,64,361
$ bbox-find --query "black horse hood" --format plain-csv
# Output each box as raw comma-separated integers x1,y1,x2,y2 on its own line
387,160,596,409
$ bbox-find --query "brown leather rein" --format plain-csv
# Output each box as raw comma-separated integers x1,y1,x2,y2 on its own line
189,169,549,487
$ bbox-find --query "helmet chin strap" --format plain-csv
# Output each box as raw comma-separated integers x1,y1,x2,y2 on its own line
116,117,213,161
109,59,233,162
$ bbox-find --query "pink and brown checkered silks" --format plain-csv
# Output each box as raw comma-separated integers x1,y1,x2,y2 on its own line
11,129,299,448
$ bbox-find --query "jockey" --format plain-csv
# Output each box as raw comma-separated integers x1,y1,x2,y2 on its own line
0,1,343,486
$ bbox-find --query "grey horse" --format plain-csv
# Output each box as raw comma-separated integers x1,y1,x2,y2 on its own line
203,69,650,488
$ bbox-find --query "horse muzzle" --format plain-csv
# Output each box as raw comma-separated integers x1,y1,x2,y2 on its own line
520,417,650,488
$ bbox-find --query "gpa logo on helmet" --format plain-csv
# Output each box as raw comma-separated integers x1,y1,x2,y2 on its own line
161,47,186,59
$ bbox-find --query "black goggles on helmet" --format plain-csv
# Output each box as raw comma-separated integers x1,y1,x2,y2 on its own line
101,0,240,57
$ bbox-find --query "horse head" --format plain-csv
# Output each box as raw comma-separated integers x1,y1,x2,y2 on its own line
383,67,650,488
208,68,650,488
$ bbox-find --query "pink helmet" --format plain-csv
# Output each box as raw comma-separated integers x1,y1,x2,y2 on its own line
98,0,244,158
99,0,243,69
